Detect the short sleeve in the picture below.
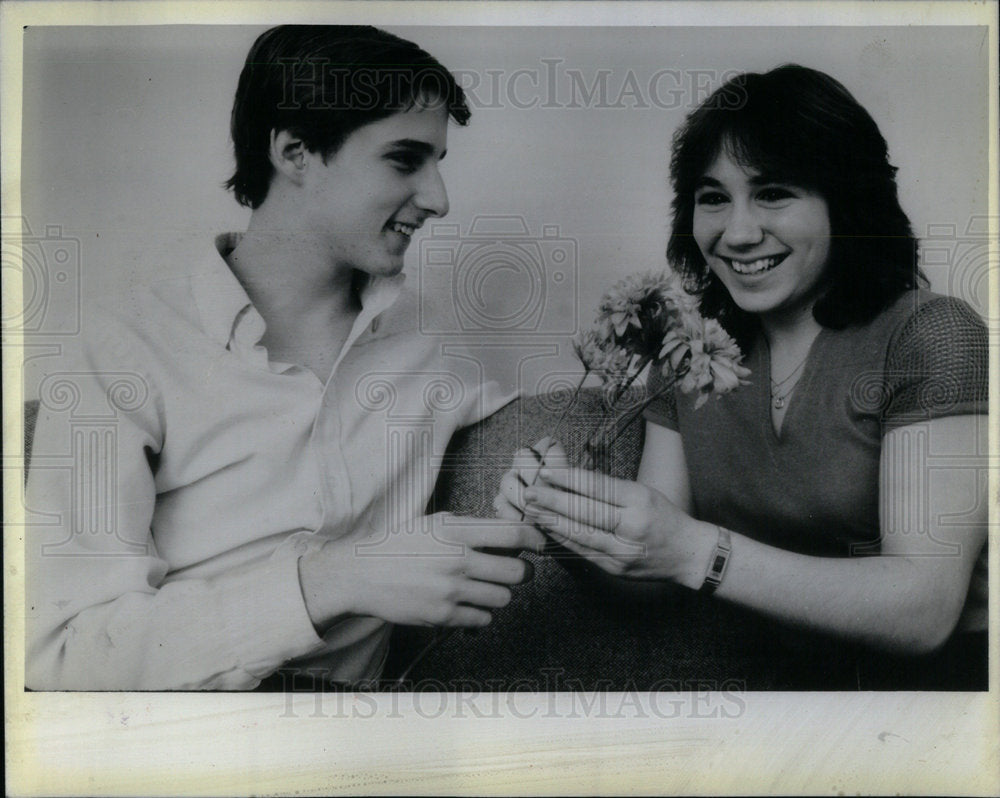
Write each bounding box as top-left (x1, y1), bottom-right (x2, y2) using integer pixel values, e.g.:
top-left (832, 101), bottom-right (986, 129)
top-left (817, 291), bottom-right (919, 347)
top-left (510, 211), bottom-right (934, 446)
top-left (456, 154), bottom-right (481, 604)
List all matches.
top-left (643, 363), bottom-right (680, 431)
top-left (882, 296), bottom-right (988, 432)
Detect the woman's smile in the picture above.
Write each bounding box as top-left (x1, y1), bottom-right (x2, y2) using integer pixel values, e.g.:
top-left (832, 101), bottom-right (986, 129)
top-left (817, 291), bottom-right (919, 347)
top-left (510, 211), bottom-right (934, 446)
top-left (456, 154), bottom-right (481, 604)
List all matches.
top-left (721, 252), bottom-right (789, 276)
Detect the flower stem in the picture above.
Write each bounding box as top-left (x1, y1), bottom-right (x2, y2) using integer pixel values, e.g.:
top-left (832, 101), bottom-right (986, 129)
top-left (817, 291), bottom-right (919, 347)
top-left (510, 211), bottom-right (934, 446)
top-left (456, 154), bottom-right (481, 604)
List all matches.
top-left (603, 376), bottom-right (678, 450)
top-left (608, 355), bottom-right (653, 408)
top-left (521, 369), bottom-right (590, 498)
top-left (582, 374), bottom-right (678, 470)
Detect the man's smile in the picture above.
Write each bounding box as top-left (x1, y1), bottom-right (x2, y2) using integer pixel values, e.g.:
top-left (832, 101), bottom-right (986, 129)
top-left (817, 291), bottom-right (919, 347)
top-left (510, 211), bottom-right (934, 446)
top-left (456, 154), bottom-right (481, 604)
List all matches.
top-left (387, 220), bottom-right (418, 237)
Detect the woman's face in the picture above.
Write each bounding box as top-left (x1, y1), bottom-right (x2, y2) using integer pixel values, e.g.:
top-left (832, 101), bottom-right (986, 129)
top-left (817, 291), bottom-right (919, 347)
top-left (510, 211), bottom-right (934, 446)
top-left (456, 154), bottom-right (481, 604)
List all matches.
top-left (692, 149), bottom-right (832, 326)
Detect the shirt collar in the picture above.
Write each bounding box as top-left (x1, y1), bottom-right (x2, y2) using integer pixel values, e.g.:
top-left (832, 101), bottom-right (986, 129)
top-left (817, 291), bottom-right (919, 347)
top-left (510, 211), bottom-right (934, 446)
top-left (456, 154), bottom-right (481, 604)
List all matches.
top-left (191, 233), bottom-right (406, 351)
top-left (191, 233), bottom-right (256, 348)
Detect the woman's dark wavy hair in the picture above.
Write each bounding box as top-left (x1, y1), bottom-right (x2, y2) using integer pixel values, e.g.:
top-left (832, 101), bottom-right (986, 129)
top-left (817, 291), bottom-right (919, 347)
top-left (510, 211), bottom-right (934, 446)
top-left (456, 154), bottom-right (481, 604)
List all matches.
top-left (226, 25), bottom-right (470, 209)
top-left (667, 64), bottom-right (924, 345)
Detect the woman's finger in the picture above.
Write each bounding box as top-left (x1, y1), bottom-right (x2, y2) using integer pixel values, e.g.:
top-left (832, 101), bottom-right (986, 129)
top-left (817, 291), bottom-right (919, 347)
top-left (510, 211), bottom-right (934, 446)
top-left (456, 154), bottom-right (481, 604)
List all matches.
top-left (538, 465), bottom-right (635, 507)
top-left (525, 506), bottom-right (622, 555)
top-left (527, 500), bottom-right (647, 563)
top-left (524, 482), bottom-right (620, 533)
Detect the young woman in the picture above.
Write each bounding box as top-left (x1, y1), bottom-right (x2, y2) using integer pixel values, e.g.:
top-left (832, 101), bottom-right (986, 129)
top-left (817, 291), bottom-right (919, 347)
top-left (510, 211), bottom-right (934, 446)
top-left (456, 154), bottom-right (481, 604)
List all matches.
top-left (497, 65), bottom-right (988, 689)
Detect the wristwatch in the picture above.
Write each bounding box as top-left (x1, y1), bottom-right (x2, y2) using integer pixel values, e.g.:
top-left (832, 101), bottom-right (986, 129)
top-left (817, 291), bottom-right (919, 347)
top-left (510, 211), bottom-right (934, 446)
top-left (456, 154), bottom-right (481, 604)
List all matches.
top-left (700, 525), bottom-right (731, 594)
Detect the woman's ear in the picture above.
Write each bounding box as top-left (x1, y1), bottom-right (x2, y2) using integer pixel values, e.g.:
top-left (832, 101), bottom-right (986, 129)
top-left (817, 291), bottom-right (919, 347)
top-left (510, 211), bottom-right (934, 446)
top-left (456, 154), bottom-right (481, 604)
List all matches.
top-left (268, 129), bottom-right (308, 185)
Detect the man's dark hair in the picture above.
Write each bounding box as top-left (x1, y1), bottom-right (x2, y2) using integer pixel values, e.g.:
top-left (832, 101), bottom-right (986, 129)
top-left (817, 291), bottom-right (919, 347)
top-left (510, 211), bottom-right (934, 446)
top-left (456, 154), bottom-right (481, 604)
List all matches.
top-left (226, 25), bottom-right (471, 208)
top-left (667, 64), bottom-right (924, 346)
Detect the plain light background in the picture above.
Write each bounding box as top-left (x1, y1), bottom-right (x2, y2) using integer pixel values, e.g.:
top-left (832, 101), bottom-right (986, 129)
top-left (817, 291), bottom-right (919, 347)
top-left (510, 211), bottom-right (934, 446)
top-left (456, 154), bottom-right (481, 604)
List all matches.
top-left (20, 24), bottom-right (990, 398)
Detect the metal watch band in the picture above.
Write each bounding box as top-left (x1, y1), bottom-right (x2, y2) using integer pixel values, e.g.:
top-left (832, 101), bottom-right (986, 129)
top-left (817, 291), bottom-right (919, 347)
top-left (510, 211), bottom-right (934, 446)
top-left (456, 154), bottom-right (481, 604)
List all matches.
top-left (700, 525), bottom-right (732, 594)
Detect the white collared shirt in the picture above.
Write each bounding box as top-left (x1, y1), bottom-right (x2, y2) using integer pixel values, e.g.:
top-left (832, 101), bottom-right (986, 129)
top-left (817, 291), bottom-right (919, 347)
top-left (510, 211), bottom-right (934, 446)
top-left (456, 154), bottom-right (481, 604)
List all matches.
top-left (25, 234), bottom-right (515, 689)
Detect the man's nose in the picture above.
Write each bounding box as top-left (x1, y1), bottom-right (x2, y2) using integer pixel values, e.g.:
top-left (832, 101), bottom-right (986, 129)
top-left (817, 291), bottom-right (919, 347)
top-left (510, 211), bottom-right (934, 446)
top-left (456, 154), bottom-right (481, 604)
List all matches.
top-left (415, 165), bottom-right (449, 218)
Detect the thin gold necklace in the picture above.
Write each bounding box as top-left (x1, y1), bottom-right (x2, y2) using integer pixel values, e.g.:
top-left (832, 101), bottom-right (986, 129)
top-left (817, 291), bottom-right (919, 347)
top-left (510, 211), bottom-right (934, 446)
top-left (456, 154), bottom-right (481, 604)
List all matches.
top-left (769, 353), bottom-right (809, 410)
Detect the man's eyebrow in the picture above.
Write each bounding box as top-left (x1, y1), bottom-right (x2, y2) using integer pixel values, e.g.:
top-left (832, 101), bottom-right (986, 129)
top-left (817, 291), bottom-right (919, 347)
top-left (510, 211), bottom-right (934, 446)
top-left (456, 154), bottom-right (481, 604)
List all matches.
top-left (694, 176), bottom-right (722, 190)
top-left (385, 139), bottom-right (447, 159)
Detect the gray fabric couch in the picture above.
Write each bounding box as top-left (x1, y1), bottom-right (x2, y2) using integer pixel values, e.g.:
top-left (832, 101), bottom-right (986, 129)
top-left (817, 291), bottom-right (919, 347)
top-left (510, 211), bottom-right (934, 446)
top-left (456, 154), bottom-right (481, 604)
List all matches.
top-left (24, 395), bottom-right (986, 690)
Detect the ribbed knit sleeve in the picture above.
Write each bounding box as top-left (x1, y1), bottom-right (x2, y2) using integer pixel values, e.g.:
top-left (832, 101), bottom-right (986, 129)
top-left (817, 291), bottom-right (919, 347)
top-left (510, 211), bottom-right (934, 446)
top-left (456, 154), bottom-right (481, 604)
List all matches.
top-left (881, 296), bottom-right (988, 432)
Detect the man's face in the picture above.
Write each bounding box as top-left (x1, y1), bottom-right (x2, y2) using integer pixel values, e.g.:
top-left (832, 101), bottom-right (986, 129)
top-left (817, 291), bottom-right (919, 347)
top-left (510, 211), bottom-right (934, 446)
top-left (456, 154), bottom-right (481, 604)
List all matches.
top-left (302, 102), bottom-right (451, 278)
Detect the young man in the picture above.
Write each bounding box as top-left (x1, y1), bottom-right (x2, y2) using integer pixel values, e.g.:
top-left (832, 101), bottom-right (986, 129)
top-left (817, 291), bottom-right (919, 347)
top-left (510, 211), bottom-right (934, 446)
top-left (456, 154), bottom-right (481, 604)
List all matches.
top-left (25, 25), bottom-right (542, 690)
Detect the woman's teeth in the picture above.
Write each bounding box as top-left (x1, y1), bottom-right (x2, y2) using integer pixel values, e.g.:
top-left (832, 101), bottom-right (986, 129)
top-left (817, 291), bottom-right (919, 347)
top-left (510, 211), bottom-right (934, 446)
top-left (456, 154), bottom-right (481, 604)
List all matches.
top-left (728, 255), bottom-right (782, 275)
top-left (389, 222), bottom-right (415, 237)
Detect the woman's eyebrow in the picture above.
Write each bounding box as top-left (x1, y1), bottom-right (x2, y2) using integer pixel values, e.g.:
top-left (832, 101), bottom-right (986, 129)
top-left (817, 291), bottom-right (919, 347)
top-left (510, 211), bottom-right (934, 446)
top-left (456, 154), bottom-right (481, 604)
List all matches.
top-left (748, 173), bottom-right (792, 186)
top-left (694, 176), bottom-right (723, 190)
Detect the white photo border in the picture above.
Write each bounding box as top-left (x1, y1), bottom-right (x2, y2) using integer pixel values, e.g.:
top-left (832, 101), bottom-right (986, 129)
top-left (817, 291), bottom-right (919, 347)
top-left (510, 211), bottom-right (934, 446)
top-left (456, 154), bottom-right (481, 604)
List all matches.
top-left (4, 2), bottom-right (997, 795)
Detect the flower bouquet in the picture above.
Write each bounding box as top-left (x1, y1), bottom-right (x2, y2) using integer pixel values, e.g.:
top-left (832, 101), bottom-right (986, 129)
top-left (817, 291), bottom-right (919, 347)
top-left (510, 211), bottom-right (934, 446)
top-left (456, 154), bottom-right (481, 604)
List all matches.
top-left (535, 270), bottom-right (750, 476)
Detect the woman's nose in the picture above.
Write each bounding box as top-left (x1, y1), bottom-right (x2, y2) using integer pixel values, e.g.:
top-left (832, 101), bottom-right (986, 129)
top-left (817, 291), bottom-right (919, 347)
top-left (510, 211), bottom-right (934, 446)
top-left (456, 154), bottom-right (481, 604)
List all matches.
top-left (721, 203), bottom-right (765, 248)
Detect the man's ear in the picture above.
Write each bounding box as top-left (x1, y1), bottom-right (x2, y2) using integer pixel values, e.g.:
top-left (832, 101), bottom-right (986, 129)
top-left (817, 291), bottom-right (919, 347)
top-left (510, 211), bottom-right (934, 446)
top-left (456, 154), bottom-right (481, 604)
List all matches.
top-left (268, 130), bottom-right (309, 185)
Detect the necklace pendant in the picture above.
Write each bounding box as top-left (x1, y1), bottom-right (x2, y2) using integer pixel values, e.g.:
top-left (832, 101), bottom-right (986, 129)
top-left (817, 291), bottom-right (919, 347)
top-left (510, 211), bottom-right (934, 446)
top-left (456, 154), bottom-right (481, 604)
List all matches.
top-left (773, 396), bottom-right (786, 410)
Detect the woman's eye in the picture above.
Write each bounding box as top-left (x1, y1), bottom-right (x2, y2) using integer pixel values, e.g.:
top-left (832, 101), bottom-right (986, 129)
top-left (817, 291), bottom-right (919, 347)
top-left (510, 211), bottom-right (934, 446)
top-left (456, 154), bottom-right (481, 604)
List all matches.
top-left (695, 191), bottom-right (728, 207)
top-left (757, 187), bottom-right (796, 204)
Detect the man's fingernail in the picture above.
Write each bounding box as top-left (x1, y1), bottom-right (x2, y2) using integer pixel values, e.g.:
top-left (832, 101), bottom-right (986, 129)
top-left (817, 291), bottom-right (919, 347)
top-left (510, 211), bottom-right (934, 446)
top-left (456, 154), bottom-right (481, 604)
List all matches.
top-left (523, 489), bottom-right (537, 501)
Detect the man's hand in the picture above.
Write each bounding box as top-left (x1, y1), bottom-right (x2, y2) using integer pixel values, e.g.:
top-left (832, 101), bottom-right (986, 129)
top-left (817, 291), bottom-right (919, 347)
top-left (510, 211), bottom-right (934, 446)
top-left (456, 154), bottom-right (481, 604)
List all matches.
top-left (298, 513), bottom-right (546, 632)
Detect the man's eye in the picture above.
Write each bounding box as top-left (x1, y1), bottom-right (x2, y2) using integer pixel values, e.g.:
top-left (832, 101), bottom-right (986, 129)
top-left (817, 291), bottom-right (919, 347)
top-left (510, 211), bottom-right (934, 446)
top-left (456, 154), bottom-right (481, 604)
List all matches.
top-left (695, 191), bottom-right (728, 207)
top-left (388, 153), bottom-right (421, 174)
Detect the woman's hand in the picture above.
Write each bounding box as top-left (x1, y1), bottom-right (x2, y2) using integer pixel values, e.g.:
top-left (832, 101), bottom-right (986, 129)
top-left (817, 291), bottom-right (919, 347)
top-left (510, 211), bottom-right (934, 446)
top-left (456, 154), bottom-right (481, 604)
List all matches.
top-left (494, 436), bottom-right (573, 520)
top-left (495, 438), bottom-right (714, 588)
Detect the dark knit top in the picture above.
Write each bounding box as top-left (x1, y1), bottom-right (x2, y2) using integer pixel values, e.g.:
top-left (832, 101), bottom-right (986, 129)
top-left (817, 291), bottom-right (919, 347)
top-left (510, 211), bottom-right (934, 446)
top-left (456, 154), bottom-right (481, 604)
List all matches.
top-left (645, 290), bottom-right (988, 627)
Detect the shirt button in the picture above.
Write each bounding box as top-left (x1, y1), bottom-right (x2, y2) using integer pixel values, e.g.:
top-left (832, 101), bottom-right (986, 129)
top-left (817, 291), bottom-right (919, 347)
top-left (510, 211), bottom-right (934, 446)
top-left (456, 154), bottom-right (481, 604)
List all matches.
top-left (294, 540), bottom-right (309, 554)
top-left (371, 318), bottom-right (379, 333)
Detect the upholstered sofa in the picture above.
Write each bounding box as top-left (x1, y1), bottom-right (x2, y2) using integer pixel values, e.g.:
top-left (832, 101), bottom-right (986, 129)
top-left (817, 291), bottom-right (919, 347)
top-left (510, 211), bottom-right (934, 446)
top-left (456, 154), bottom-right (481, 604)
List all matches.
top-left (24, 394), bottom-right (983, 690)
